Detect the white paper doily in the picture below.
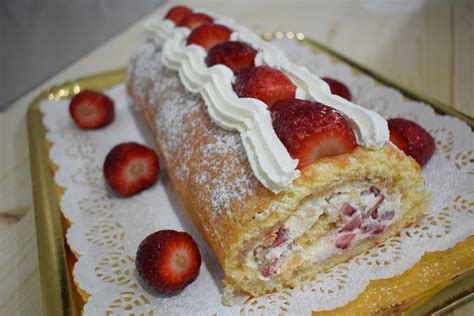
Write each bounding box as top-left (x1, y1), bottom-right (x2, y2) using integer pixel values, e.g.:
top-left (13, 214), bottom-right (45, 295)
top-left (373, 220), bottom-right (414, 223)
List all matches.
top-left (40, 38), bottom-right (474, 315)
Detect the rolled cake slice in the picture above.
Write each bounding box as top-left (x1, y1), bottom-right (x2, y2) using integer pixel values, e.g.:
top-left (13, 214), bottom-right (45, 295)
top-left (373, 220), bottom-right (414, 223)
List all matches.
top-left (126, 41), bottom-right (431, 301)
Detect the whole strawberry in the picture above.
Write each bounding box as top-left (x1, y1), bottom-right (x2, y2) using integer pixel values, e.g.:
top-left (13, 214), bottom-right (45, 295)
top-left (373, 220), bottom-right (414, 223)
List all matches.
top-left (103, 142), bottom-right (160, 197)
top-left (271, 99), bottom-right (357, 168)
top-left (322, 77), bottom-right (352, 101)
top-left (234, 66), bottom-right (296, 107)
top-left (164, 6), bottom-right (193, 24)
top-left (69, 90), bottom-right (114, 129)
top-left (388, 118), bottom-right (435, 167)
top-left (136, 230), bottom-right (201, 294)
top-left (206, 41), bottom-right (257, 74)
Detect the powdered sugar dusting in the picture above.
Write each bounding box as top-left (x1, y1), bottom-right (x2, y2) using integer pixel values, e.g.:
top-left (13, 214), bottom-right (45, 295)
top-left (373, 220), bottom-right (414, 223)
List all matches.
top-left (199, 129), bottom-right (256, 216)
top-left (128, 41), bottom-right (263, 220)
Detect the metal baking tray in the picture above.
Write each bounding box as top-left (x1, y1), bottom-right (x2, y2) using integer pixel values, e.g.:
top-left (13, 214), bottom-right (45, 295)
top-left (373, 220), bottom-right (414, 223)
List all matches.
top-left (27, 33), bottom-right (473, 315)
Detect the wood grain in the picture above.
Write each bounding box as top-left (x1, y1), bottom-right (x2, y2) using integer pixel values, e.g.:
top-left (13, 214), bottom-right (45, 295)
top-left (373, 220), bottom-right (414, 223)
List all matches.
top-left (0, 1), bottom-right (472, 314)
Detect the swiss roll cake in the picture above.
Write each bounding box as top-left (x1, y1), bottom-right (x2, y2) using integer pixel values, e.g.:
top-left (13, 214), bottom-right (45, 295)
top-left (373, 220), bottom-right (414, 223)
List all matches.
top-left (126, 7), bottom-right (431, 302)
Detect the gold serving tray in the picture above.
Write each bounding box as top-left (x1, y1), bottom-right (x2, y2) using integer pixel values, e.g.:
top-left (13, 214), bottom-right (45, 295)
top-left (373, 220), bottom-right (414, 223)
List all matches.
top-left (27, 34), bottom-right (474, 315)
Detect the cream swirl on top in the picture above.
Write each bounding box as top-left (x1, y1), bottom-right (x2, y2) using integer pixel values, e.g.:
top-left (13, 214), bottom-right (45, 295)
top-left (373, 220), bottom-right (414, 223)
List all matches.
top-left (143, 14), bottom-right (388, 193)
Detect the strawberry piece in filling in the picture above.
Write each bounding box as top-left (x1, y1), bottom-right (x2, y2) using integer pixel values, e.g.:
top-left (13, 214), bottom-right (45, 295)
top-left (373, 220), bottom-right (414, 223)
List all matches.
top-left (339, 215), bottom-right (362, 232)
top-left (341, 203), bottom-right (356, 216)
top-left (270, 228), bottom-right (288, 248)
top-left (380, 210), bottom-right (395, 221)
top-left (260, 259), bottom-right (279, 278)
top-left (335, 233), bottom-right (356, 249)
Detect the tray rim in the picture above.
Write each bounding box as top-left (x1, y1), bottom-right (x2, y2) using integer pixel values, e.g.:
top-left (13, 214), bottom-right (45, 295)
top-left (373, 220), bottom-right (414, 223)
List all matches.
top-left (27, 34), bottom-right (473, 315)
top-left (27, 69), bottom-right (124, 316)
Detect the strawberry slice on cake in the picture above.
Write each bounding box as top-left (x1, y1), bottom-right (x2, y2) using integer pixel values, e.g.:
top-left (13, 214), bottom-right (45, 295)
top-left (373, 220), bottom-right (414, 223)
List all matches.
top-left (164, 6), bottom-right (193, 24)
top-left (187, 24), bottom-right (232, 52)
top-left (271, 99), bottom-right (357, 168)
top-left (234, 66), bottom-right (297, 107)
top-left (206, 41), bottom-right (257, 74)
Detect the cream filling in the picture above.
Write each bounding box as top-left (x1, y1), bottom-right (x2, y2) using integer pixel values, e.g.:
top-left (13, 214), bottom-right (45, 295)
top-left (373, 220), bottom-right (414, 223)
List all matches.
top-left (247, 185), bottom-right (401, 280)
top-left (143, 13), bottom-right (389, 194)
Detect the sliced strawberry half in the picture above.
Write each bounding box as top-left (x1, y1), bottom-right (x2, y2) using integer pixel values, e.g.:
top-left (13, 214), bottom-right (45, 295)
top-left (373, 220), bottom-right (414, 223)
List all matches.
top-left (234, 66), bottom-right (296, 107)
top-left (164, 5), bottom-right (193, 24)
top-left (271, 99), bottom-right (357, 168)
top-left (103, 142), bottom-right (160, 197)
top-left (388, 118), bottom-right (435, 167)
top-left (186, 23), bottom-right (232, 52)
top-left (388, 126), bottom-right (409, 153)
top-left (136, 230), bottom-right (201, 294)
top-left (322, 77), bottom-right (352, 101)
top-left (69, 89), bottom-right (114, 129)
top-left (178, 13), bottom-right (213, 30)
top-left (206, 41), bottom-right (257, 74)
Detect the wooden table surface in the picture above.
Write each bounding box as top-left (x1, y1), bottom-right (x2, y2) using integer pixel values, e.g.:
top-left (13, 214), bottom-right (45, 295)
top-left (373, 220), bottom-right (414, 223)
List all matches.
top-left (1, 1), bottom-right (472, 314)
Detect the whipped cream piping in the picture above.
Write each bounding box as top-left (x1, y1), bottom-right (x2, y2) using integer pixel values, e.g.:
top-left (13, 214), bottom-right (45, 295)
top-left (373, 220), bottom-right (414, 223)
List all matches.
top-left (143, 14), bottom-right (388, 193)
top-left (145, 18), bottom-right (299, 193)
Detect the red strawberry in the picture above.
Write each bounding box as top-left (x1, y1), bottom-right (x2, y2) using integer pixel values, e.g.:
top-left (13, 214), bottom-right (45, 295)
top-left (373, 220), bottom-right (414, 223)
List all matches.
top-left (234, 66), bottom-right (296, 107)
top-left (387, 118), bottom-right (435, 167)
top-left (187, 24), bottom-right (232, 52)
top-left (164, 5), bottom-right (193, 24)
top-left (206, 41), bottom-right (257, 74)
top-left (69, 90), bottom-right (114, 129)
top-left (136, 230), bottom-right (201, 294)
top-left (271, 99), bottom-right (357, 168)
top-left (388, 127), bottom-right (409, 153)
top-left (103, 142), bottom-right (160, 197)
top-left (322, 77), bottom-right (352, 101)
top-left (178, 13), bottom-right (214, 30)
